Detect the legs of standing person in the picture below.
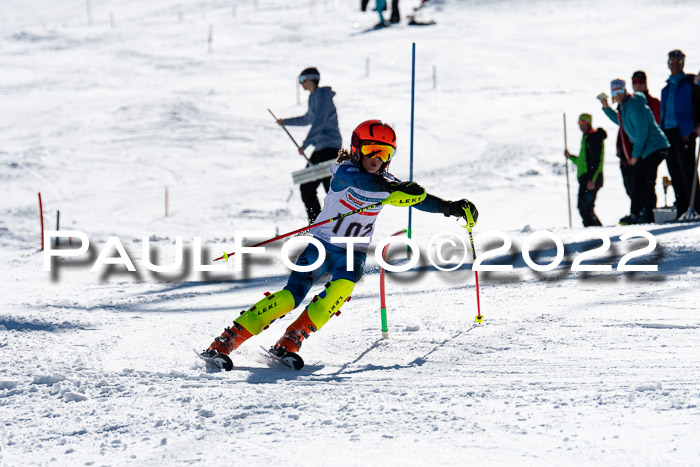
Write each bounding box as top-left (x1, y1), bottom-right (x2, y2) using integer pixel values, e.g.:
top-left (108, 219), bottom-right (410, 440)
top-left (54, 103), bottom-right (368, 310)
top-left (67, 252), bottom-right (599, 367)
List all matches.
top-left (636, 149), bottom-right (665, 222)
top-left (300, 179), bottom-right (323, 223)
top-left (274, 242), bottom-right (366, 354)
top-left (376, 0), bottom-right (387, 25)
top-left (620, 163), bottom-right (634, 202)
top-left (576, 178), bottom-right (588, 225)
top-left (390, 0), bottom-right (400, 22)
top-left (629, 160), bottom-right (646, 219)
top-left (664, 128), bottom-right (689, 216)
top-left (577, 176), bottom-right (602, 227)
top-left (301, 148), bottom-right (339, 223)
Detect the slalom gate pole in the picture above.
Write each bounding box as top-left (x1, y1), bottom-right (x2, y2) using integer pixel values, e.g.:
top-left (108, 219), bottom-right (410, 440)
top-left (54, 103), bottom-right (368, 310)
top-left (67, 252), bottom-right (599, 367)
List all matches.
top-left (379, 229), bottom-right (407, 339)
top-left (563, 113), bottom-right (572, 227)
top-left (407, 42), bottom-right (416, 251)
top-left (680, 143), bottom-right (700, 219)
top-left (38, 192), bottom-right (44, 250)
top-left (462, 207), bottom-right (483, 323)
top-left (213, 190), bottom-right (425, 262)
top-left (267, 108), bottom-right (310, 161)
top-left (55, 210), bottom-right (60, 247)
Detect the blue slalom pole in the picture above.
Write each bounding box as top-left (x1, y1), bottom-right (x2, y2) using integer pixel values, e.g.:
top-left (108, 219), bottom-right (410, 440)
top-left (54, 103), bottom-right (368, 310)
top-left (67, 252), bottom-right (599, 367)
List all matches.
top-left (408, 42), bottom-right (416, 245)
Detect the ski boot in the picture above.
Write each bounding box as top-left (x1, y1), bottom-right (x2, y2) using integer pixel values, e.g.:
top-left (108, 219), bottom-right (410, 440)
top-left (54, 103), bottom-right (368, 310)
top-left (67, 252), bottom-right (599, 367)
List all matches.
top-left (270, 279), bottom-right (355, 370)
top-left (200, 290), bottom-right (296, 371)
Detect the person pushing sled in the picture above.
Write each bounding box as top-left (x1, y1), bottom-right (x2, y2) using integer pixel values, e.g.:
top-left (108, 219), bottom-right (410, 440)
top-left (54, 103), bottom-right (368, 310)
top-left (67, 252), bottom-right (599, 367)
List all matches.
top-left (199, 120), bottom-right (478, 370)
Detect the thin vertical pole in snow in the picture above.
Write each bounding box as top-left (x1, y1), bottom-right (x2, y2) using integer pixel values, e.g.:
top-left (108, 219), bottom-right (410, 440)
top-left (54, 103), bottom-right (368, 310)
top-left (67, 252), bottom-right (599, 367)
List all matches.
top-left (432, 65), bottom-right (436, 90)
top-left (38, 193), bottom-right (44, 251)
top-left (680, 144), bottom-right (700, 219)
top-left (208, 24), bottom-right (213, 52)
top-left (55, 211), bottom-right (60, 247)
top-left (563, 113), bottom-right (572, 228)
top-left (379, 229), bottom-right (406, 339)
top-left (408, 43), bottom-right (416, 245)
top-left (165, 187), bottom-right (169, 217)
top-left (86, 0), bottom-right (93, 26)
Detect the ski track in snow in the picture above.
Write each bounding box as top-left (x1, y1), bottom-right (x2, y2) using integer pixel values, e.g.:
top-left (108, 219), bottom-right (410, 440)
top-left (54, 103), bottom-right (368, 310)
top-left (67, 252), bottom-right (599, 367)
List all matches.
top-left (2, 0), bottom-right (700, 465)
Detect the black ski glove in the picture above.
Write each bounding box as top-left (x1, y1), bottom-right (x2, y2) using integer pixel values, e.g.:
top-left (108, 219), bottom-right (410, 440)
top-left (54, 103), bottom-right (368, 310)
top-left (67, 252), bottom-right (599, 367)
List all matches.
top-left (442, 199), bottom-right (478, 223)
top-left (383, 180), bottom-right (426, 196)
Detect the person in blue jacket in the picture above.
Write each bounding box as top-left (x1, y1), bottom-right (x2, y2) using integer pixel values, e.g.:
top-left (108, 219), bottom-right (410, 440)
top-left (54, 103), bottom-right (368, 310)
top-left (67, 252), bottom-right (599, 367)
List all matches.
top-left (603, 79), bottom-right (670, 224)
top-left (660, 50), bottom-right (700, 218)
top-left (201, 120), bottom-right (478, 370)
top-left (278, 67), bottom-right (343, 223)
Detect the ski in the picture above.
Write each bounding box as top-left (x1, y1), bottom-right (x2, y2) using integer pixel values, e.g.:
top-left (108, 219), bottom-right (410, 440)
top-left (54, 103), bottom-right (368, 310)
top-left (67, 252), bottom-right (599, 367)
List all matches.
top-left (194, 349), bottom-right (233, 371)
top-left (260, 345), bottom-right (304, 370)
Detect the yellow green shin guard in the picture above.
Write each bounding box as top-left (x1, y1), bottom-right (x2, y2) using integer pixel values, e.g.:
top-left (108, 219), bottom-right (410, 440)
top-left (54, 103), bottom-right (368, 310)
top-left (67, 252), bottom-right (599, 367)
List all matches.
top-left (306, 279), bottom-right (355, 330)
top-left (235, 289), bottom-right (295, 335)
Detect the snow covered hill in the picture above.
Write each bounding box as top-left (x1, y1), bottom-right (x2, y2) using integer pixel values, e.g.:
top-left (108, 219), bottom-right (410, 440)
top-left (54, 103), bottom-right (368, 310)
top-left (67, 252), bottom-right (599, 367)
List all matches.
top-left (1, 0), bottom-right (699, 465)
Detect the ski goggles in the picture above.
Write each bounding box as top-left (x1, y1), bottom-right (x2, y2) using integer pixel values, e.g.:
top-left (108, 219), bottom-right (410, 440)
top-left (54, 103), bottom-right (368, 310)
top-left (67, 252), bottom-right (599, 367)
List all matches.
top-left (611, 88), bottom-right (626, 97)
top-left (360, 142), bottom-right (395, 162)
top-left (298, 74), bottom-right (320, 83)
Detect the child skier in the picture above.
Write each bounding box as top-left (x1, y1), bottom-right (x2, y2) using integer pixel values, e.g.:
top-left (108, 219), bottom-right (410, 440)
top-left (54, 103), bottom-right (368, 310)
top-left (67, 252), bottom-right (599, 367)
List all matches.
top-left (200, 120), bottom-right (478, 370)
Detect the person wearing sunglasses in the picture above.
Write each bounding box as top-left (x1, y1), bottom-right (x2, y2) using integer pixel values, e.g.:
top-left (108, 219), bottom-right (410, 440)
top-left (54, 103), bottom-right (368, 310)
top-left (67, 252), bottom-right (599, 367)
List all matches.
top-left (660, 50), bottom-right (700, 218)
top-left (564, 114), bottom-right (607, 227)
top-left (201, 120), bottom-right (478, 370)
top-left (277, 67), bottom-right (342, 223)
top-left (603, 79), bottom-right (670, 224)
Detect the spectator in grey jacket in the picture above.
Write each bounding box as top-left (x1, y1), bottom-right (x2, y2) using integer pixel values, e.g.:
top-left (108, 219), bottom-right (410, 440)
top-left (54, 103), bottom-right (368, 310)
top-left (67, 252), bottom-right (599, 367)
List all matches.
top-left (278, 67), bottom-right (342, 223)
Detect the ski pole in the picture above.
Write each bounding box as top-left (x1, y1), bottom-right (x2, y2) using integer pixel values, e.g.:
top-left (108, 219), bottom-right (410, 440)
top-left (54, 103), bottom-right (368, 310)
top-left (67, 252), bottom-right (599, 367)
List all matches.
top-left (213, 190), bottom-right (427, 262)
top-left (268, 108), bottom-right (310, 162)
top-left (563, 113), bottom-right (572, 228)
top-left (461, 206), bottom-right (483, 323)
top-left (680, 143), bottom-right (700, 220)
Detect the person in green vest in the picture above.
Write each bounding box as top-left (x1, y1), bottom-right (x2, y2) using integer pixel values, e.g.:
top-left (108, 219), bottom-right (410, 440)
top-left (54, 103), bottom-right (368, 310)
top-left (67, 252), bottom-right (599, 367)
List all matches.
top-left (565, 113), bottom-right (607, 226)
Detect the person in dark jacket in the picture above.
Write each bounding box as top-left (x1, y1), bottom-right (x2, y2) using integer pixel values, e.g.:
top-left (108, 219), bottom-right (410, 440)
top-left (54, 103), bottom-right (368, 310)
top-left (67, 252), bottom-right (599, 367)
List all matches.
top-left (278, 67), bottom-right (343, 223)
top-left (660, 50), bottom-right (700, 218)
top-left (604, 79), bottom-right (670, 224)
top-left (565, 114), bottom-right (606, 226)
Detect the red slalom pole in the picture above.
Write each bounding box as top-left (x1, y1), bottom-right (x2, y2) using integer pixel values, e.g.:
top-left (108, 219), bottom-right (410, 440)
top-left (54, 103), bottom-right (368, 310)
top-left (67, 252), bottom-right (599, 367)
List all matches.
top-left (473, 270), bottom-right (482, 320)
top-left (379, 229), bottom-right (407, 339)
top-left (38, 192), bottom-right (44, 250)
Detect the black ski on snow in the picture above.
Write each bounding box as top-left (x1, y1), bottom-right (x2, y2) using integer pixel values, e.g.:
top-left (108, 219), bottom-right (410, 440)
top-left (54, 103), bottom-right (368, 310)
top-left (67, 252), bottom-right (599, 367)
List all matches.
top-left (260, 346), bottom-right (304, 370)
top-left (194, 349), bottom-right (233, 371)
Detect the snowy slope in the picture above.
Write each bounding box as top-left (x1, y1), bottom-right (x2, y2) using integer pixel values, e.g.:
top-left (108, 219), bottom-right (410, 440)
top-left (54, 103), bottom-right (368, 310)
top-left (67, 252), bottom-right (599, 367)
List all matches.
top-left (1, 0), bottom-right (700, 465)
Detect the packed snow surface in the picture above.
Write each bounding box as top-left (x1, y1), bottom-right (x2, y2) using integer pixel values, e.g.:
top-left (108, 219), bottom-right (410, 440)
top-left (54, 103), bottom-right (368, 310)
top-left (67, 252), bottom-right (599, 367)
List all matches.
top-left (1, 0), bottom-right (699, 465)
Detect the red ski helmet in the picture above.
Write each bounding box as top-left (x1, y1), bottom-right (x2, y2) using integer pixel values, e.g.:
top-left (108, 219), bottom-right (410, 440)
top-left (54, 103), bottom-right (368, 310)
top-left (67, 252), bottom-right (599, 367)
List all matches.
top-left (350, 120), bottom-right (397, 172)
